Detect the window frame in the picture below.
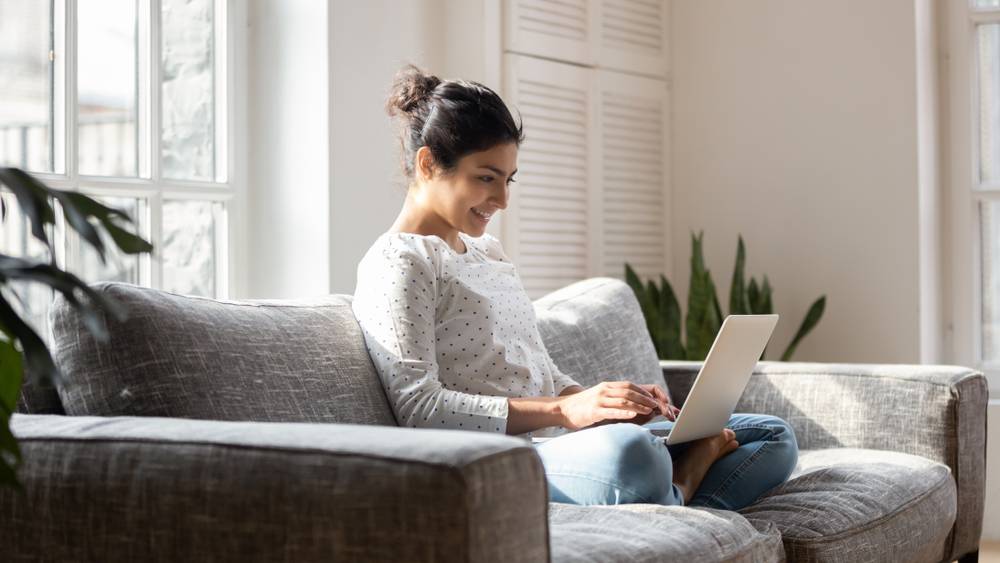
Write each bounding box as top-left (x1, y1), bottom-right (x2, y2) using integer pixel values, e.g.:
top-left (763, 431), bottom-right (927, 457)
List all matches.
top-left (945, 0), bottom-right (1000, 394)
top-left (19, 0), bottom-right (247, 300)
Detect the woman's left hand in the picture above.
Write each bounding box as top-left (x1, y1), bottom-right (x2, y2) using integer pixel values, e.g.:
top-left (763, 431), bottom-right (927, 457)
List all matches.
top-left (585, 383), bottom-right (680, 428)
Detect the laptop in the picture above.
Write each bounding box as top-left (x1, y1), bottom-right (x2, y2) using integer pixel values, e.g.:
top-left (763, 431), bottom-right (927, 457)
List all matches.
top-left (530, 314), bottom-right (778, 445)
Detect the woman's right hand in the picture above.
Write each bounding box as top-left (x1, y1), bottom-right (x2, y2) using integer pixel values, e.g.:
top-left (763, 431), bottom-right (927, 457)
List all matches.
top-left (556, 381), bottom-right (663, 431)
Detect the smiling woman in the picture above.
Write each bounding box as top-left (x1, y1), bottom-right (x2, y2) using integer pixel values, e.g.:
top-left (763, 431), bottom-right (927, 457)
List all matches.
top-left (350, 64), bottom-right (798, 514)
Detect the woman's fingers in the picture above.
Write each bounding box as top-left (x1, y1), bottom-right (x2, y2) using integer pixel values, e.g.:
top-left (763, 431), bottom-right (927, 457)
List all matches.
top-left (601, 396), bottom-right (653, 414)
top-left (607, 388), bottom-right (659, 411)
top-left (600, 408), bottom-right (638, 419)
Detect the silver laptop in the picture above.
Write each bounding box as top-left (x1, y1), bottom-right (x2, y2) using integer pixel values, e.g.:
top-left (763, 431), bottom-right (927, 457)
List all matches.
top-left (529, 314), bottom-right (778, 445)
top-left (653, 314), bottom-right (779, 445)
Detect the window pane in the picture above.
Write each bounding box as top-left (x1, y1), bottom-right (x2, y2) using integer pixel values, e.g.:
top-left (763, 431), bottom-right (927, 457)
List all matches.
top-left (982, 201), bottom-right (1000, 362)
top-left (161, 0), bottom-right (215, 181)
top-left (974, 0), bottom-right (1000, 8)
top-left (163, 199), bottom-right (223, 297)
top-left (76, 195), bottom-right (145, 285)
top-left (0, 0), bottom-right (53, 172)
top-left (78, 0), bottom-right (138, 177)
top-left (0, 191), bottom-right (55, 342)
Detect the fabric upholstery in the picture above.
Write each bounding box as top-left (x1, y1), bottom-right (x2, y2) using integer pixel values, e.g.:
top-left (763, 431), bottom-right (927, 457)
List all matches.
top-left (662, 360), bottom-right (987, 563)
top-left (49, 282), bottom-right (397, 426)
top-left (549, 503), bottom-right (785, 562)
top-left (739, 448), bottom-right (956, 563)
top-left (15, 375), bottom-right (64, 415)
top-left (2, 413), bottom-right (549, 563)
top-left (533, 277), bottom-right (668, 392)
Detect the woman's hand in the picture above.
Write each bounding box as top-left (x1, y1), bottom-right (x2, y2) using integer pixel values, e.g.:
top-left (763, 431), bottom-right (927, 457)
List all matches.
top-left (556, 381), bottom-right (665, 431)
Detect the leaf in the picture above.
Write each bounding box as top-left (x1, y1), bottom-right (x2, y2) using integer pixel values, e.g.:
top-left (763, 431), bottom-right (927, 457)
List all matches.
top-left (729, 235), bottom-right (750, 315)
top-left (761, 276), bottom-right (773, 314)
top-left (657, 274), bottom-right (685, 359)
top-left (685, 231), bottom-right (723, 360)
top-left (0, 168), bottom-right (57, 251)
top-left (625, 263), bottom-right (659, 354)
top-left (0, 293), bottom-right (60, 387)
top-left (748, 277), bottom-right (761, 313)
top-left (0, 333), bottom-right (23, 413)
top-left (781, 295), bottom-right (826, 361)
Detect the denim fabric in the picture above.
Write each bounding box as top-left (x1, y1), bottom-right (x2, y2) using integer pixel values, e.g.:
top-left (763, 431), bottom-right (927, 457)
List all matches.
top-left (533, 413), bottom-right (799, 511)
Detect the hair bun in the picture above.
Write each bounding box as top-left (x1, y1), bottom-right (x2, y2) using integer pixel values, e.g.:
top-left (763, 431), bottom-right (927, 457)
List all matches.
top-left (386, 63), bottom-right (441, 117)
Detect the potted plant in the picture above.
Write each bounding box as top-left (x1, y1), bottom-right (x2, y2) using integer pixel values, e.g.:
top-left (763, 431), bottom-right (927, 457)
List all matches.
top-left (0, 167), bottom-right (153, 488)
top-left (625, 231), bottom-right (825, 362)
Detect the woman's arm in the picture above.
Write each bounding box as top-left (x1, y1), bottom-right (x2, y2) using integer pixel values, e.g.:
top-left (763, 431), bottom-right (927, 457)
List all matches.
top-left (501, 386), bottom-right (586, 436)
top-left (505, 381), bottom-right (667, 435)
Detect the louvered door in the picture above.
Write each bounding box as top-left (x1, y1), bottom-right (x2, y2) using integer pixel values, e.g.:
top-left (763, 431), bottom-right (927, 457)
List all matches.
top-left (503, 54), bottom-right (597, 299)
top-left (504, 0), bottom-right (593, 66)
top-left (596, 68), bottom-right (670, 282)
top-left (595, 0), bottom-right (670, 77)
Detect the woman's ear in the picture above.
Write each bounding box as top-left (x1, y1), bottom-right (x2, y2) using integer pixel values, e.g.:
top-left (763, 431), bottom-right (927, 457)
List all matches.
top-left (415, 146), bottom-right (436, 182)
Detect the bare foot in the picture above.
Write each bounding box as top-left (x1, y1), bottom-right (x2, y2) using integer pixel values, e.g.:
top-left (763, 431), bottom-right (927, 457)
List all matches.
top-left (672, 429), bottom-right (740, 504)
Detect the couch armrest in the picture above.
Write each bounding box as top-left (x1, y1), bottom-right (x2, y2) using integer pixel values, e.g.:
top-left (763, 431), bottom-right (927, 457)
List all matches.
top-left (661, 359), bottom-right (988, 561)
top-left (0, 414), bottom-right (549, 563)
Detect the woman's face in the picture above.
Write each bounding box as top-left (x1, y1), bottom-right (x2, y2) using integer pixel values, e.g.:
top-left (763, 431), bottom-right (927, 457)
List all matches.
top-left (416, 142), bottom-right (518, 237)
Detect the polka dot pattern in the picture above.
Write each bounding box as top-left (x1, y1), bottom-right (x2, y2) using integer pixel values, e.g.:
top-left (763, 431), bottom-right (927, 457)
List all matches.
top-left (351, 231), bottom-right (582, 439)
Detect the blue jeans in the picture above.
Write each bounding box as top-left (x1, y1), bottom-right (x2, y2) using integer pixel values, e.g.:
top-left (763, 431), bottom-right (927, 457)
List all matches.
top-left (533, 413), bottom-right (799, 511)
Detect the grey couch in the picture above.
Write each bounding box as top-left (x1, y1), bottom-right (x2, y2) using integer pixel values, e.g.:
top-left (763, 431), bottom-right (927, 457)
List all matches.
top-left (1, 278), bottom-right (988, 562)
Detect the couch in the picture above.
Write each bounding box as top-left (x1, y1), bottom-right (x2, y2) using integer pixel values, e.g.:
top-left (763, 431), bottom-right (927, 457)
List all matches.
top-left (1, 277), bottom-right (988, 562)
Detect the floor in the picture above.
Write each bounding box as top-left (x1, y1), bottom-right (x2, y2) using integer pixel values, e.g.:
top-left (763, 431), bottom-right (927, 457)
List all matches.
top-left (981, 541), bottom-right (1000, 562)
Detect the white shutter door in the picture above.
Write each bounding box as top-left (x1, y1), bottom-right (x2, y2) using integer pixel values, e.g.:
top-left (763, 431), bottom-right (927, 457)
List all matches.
top-left (595, 0), bottom-right (669, 77)
top-left (503, 0), bottom-right (594, 66)
top-left (597, 68), bottom-right (670, 283)
top-left (503, 54), bottom-right (596, 299)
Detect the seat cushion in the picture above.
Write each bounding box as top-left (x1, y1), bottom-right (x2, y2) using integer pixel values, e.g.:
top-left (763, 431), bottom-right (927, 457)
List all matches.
top-left (533, 277), bottom-right (668, 391)
top-left (50, 282), bottom-right (397, 426)
top-left (549, 503), bottom-right (785, 562)
top-left (738, 448), bottom-right (957, 563)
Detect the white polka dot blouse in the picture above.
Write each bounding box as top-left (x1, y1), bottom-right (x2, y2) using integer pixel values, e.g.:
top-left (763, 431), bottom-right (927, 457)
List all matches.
top-left (351, 230), bottom-right (581, 439)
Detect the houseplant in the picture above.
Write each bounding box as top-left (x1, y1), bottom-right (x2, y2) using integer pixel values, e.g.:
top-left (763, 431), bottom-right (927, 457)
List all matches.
top-left (625, 231), bottom-right (825, 362)
top-left (0, 167), bottom-right (153, 488)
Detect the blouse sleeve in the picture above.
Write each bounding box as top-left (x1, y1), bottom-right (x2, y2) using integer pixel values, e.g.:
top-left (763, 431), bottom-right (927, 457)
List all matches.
top-left (351, 243), bottom-right (510, 433)
top-left (548, 355), bottom-right (583, 395)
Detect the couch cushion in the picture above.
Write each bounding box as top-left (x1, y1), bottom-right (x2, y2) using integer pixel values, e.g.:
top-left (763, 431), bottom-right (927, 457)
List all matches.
top-left (739, 448), bottom-right (957, 563)
top-left (50, 282), bottom-right (397, 425)
top-left (549, 503), bottom-right (785, 562)
top-left (534, 277), bottom-right (667, 392)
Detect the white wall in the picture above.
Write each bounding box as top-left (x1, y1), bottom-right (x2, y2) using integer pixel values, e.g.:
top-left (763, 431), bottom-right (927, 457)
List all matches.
top-left (246, 0), bottom-right (330, 299)
top-left (328, 0), bottom-right (500, 295)
top-left (670, 0), bottom-right (925, 364)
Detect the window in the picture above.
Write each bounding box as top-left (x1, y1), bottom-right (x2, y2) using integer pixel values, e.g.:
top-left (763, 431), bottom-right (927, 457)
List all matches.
top-left (0, 0), bottom-right (240, 340)
top-left (946, 0), bottom-right (1000, 392)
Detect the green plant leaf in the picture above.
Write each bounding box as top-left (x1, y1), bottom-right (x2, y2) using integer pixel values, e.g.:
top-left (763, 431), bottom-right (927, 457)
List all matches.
top-left (761, 276), bottom-right (773, 314)
top-left (685, 231), bottom-right (723, 360)
top-left (0, 333), bottom-right (22, 413)
top-left (729, 235), bottom-right (750, 315)
top-left (748, 277), bottom-right (761, 313)
top-left (657, 274), bottom-right (685, 359)
top-left (781, 295), bottom-right (826, 361)
top-left (625, 263), bottom-right (660, 355)
top-left (0, 168), bottom-right (57, 251)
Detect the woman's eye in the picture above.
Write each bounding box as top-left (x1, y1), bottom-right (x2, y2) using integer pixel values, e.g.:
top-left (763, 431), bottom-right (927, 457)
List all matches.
top-left (479, 176), bottom-right (494, 183)
top-left (507, 177), bottom-right (517, 184)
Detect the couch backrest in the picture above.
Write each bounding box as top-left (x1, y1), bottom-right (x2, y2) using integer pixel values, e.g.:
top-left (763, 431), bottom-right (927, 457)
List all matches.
top-left (45, 282), bottom-right (398, 426)
top-left (533, 277), bottom-right (668, 393)
top-left (28, 277), bottom-right (663, 422)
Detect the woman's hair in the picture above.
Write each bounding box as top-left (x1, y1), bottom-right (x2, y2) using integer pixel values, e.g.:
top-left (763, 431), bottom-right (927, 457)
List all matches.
top-left (385, 64), bottom-right (525, 180)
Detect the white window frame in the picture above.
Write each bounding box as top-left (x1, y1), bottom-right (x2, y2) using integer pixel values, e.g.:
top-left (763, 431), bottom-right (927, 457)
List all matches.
top-left (23, 0), bottom-right (247, 300)
top-left (945, 0), bottom-right (1000, 394)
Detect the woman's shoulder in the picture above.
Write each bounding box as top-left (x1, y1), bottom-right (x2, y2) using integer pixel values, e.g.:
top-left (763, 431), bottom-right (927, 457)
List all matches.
top-left (366, 232), bottom-right (447, 262)
top-left (474, 232), bottom-right (512, 263)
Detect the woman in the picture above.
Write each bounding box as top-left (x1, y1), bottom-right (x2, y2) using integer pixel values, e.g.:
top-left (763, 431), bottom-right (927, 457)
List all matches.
top-left (351, 64), bottom-right (798, 510)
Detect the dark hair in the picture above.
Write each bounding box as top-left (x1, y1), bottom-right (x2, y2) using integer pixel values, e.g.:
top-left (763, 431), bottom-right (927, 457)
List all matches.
top-left (385, 64), bottom-right (525, 180)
